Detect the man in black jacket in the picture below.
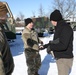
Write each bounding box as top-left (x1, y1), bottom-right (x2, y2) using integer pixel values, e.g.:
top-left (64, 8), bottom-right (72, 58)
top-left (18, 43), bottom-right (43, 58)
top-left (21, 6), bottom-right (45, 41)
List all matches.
top-left (43, 9), bottom-right (74, 75)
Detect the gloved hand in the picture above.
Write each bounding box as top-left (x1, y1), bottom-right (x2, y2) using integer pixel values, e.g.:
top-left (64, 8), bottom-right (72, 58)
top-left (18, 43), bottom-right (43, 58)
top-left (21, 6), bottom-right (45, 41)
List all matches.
top-left (43, 43), bottom-right (49, 48)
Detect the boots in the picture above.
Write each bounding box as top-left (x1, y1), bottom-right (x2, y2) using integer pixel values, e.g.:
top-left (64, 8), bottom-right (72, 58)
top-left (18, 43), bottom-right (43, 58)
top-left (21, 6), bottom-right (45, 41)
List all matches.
top-left (35, 72), bottom-right (39, 75)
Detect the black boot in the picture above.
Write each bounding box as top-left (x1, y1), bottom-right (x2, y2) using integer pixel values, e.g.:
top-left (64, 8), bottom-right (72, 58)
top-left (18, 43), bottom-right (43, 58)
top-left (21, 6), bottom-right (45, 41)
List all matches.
top-left (35, 72), bottom-right (39, 75)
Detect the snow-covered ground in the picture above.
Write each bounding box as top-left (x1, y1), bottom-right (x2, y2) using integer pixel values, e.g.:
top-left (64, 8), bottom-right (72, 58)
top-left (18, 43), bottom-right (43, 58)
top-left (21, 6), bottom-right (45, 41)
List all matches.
top-left (10, 31), bottom-right (76, 75)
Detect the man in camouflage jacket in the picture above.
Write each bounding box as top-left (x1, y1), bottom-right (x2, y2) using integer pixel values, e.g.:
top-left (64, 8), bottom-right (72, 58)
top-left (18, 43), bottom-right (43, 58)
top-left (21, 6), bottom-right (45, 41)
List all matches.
top-left (22, 18), bottom-right (43, 75)
top-left (0, 2), bottom-right (14, 74)
top-left (0, 22), bottom-right (14, 75)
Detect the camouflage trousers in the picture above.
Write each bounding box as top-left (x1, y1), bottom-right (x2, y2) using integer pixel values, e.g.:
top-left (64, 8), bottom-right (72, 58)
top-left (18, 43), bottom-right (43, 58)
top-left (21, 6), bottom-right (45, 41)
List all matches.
top-left (0, 57), bottom-right (5, 75)
top-left (25, 49), bottom-right (41, 75)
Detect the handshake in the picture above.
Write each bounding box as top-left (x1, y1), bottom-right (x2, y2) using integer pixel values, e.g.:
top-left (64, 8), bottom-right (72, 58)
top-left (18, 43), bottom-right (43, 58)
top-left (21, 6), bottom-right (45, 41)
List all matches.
top-left (39, 38), bottom-right (59, 50)
top-left (39, 38), bottom-right (59, 55)
top-left (39, 45), bottom-right (44, 50)
top-left (39, 44), bottom-right (53, 56)
top-left (39, 44), bottom-right (48, 50)
top-left (39, 43), bottom-right (51, 54)
top-left (39, 41), bottom-right (49, 50)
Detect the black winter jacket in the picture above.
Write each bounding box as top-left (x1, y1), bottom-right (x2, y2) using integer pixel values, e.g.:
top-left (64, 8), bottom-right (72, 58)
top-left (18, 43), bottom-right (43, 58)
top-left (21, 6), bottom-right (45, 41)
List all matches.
top-left (50, 20), bottom-right (73, 58)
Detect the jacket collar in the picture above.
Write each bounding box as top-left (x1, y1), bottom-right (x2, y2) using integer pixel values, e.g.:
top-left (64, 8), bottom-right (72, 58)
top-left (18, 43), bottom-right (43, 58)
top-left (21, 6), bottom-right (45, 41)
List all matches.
top-left (25, 27), bottom-right (31, 32)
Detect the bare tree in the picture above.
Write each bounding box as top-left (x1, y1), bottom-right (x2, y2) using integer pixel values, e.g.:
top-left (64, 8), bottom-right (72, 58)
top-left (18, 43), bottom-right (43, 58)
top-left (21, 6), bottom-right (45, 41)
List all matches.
top-left (16, 17), bottom-right (21, 21)
top-left (52, 0), bottom-right (76, 19)
top-left (18, 12), bottom-right (25, 21)
top-left (38, 4), bottom-right (45, 17)
top-left (32, 11), bottom-right (36, 17)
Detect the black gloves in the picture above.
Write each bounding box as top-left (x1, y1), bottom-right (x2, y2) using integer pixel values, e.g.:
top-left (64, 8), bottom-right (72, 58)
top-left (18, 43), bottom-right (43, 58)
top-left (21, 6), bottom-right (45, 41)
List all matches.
top-left (43, 43), bottom-right (49, 48)
top-left (39, 43), bottom-right (49, 50)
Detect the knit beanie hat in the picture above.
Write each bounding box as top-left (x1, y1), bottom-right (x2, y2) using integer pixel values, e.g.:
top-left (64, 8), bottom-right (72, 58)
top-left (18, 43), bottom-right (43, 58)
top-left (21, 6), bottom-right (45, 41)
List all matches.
top-left (24, 18), bottom-right (33, 26)
top-left (50, 9), bottom-right (63, 21)
top-left (0, 2), bottom-right (8, 17)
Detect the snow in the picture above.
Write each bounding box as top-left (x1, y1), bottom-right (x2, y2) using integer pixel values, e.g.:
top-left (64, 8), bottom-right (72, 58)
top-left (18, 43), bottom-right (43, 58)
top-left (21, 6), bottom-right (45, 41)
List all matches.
top-left (9, 31), bottom-right (76, 75)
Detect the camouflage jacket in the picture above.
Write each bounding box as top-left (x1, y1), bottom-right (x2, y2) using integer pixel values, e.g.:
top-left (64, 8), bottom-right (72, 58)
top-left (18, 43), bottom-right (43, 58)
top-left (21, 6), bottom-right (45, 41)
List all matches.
top-left (22, 27), bottom-right (42, 51)
top-left (0, 25), bottom-right (14, 75)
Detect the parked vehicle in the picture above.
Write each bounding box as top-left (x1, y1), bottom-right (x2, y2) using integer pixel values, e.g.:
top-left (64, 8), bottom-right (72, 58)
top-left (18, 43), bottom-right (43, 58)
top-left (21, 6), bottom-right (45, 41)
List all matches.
top-left (73, 26), bottom-right (76, 31)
